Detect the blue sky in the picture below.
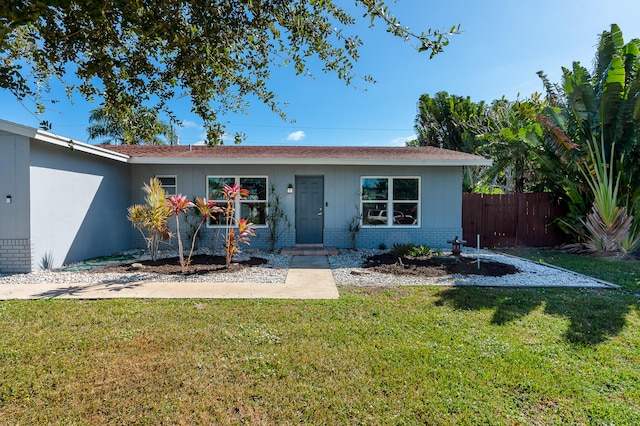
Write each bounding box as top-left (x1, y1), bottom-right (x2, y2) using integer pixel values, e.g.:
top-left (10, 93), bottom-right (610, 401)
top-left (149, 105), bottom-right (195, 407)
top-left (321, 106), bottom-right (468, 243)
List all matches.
top-left (2, 0), bottom-right (640, 146)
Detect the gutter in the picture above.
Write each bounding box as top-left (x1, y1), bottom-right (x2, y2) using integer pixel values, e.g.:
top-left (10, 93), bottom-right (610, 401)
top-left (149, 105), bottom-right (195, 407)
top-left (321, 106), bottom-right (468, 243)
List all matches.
top-left (128, 157), bottom-right (493, 167)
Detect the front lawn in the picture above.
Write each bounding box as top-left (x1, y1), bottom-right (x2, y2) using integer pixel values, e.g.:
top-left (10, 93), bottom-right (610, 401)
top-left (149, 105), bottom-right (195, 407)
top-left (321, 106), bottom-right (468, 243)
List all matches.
top-left (1, 286), bottom-right (638, 424)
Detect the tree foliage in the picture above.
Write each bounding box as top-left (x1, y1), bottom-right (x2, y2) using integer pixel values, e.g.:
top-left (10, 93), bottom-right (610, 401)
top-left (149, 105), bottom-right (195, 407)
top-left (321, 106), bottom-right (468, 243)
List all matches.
top-left (0, 0), bottom-right (458, 144)
top-left (537, 24), bottom-right (640, 248)
top-left (470, 95), bottom-right (550, 194)
top-left (412, 91), bottom-right (552, 193)
top-left (414, 91), bottom-right (483, 152)
top-left (87, 105), bottom-right (179, 145)
top-left (412, 91), bottom-right (486, 192)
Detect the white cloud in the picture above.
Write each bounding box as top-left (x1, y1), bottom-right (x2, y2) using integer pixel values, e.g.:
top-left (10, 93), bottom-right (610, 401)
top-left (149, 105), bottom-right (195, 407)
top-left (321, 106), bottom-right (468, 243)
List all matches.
top-left (286, 130), bottom-right (306, 141)
top-left (180, 120), bottom-right (201, 129)
top-left (346, 134), bottom-right (418, 147)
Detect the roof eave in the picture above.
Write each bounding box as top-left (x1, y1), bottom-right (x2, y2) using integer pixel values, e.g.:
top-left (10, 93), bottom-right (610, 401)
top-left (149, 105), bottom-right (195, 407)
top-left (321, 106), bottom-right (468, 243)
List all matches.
top-left (0, 119), bottom-right (130, 162)
top-left (34, 130), bottom-right (130, 162)
top-left (128, 157), bottom-right (492, 166)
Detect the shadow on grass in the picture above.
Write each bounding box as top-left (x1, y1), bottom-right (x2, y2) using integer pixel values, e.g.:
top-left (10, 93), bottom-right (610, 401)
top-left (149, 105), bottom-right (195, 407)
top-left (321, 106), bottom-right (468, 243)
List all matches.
top-left (435, 287), bottom-right (639, 346)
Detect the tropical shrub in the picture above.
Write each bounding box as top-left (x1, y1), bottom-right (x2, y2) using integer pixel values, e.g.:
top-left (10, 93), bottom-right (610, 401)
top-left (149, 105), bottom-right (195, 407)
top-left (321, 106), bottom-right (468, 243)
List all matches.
top-left (166, 195), bottom-right (223, 273)
top-left (265, 184), bottom-right (291, 252)
top-left (536, 24), bottom-right (640, 247)
top-left (390, 242), bottom-right (415, 257)
top-left (187, 197), bottom-right (222, 264)
top-left (346, 205), bottom-right (362, 250)
top-left (580, 139), bottom-right (639, 255)
top-left (166, 194), bottom-right (195, 273)
top-left (127, 178), bottom-right (172, 261)
top-left (219, 183), bottom-right (256, 268)
top-left (408, 244), bottom-right (432, 257)
top-left (183, 197), bottom-right (207, 251)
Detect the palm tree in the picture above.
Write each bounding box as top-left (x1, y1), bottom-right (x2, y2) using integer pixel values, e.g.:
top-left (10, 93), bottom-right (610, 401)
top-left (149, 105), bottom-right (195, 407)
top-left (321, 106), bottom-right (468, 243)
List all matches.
top-left (414, 91), bottom-right (484, 152)
top-left (412, 92), bottom-right (486, 192)
top-left (87, 105), bottom-right (179, 145)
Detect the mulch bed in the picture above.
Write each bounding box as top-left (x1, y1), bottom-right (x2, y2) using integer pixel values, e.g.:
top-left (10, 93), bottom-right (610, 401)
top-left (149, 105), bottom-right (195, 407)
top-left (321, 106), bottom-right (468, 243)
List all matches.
top-left (90, 252), bottom-right (518, 278)
top-left (91, 254), bottom-right (267, 276)
top-left (363, 253), bottom-right (519, 277)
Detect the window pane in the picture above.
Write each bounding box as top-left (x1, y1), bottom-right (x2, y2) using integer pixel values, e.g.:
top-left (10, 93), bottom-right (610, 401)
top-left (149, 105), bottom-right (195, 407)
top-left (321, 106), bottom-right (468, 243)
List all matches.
top-left (207, 210), bottom-right (227, 226)
top-left (362, 178), bottom-right (388, 200)
top-left (241, 202), bottom-right (266, 225)
top-left (208, 177), bottom-right (235, 200)
top-left (392, 203), bottom-right (418, 225)
top-left (157, 176), bottom-right (175, 187)
top-left (156, 176), bottom-right (176, 195)
top-left (362, 202), bottom-right (389, 225)
top-left (240, 178), bottom-right (267, 200)
top-left (393, 178), bottom-right (418, 200)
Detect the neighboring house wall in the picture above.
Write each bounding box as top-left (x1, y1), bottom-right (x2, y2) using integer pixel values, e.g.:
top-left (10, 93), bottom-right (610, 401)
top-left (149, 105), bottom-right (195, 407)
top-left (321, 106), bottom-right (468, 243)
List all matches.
top-left (0, 132), bottom-right (32, 273)
top-left (129, 163), bottom-right (462, 251)
top-left (29, 140), bottom-right (131, 269)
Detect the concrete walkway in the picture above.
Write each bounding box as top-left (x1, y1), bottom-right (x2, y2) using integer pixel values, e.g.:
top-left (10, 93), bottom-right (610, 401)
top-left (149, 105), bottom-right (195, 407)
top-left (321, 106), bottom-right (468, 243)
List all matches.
top-left (0, 256), bottom-right (340, 300)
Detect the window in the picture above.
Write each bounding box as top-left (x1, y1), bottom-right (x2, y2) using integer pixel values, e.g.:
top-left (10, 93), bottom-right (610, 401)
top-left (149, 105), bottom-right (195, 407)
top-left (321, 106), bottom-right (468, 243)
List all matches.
top-left (206, 176), bottom-right (268, 227)
top-left (361, 177), bottom-right (419, 226)
top-left (156, 175), bottom-right (177, 195)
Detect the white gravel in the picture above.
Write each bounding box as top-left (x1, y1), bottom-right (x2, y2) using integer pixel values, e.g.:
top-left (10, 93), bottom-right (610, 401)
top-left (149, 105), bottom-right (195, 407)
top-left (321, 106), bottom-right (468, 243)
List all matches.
top-left (0, 249), bottom-right (290, 285)
top-left (0, 248), bottom-right (616, 288)
top-left (329, 248), bottom-right (616, 288)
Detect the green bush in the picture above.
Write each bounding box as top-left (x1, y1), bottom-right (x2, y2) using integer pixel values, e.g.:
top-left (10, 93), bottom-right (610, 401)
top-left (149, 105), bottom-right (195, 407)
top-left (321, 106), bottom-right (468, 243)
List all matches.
top-left (390, 242), bottom-right (415, 257)
top-left (409, 244), bottom-right (432, 257)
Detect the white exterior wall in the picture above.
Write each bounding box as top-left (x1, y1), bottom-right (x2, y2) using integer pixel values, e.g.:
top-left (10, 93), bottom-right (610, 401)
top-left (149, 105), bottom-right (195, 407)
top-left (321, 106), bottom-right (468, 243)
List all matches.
top-left (130, 163), bottom-right (463, 250)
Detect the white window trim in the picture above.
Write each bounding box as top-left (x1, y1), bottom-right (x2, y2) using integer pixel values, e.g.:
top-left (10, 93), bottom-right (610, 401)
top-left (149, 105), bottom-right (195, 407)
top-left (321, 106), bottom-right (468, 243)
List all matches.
top-left (360, 176), bottom-right (421, 227)
top-left (155, 175), bottom-right (177, 195)
top-left (205, 175), bottom-right (269, 228)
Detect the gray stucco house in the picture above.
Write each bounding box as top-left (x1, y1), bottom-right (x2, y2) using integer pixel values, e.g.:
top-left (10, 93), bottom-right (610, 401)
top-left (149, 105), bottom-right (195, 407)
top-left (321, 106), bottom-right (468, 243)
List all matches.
top-left (0, 119), bottom-right (490, 273)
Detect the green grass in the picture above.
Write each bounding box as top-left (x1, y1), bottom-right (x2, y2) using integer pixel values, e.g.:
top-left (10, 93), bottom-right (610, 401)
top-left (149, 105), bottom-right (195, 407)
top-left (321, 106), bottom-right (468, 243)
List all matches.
top-left (1, 285), bottom-right (639, 424)
top-left (498, 248), bottom-right (640, 292)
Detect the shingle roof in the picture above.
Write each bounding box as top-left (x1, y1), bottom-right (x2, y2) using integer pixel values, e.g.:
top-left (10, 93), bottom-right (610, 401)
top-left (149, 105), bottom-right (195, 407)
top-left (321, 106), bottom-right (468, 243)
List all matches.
top-left (101, 145), bottom-right (491, 166)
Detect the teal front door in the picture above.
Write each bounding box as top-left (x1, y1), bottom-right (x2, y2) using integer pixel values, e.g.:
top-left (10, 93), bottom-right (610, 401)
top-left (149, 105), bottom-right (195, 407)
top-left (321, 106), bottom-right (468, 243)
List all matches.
top-left (295, 176), bottom-right (324, 244)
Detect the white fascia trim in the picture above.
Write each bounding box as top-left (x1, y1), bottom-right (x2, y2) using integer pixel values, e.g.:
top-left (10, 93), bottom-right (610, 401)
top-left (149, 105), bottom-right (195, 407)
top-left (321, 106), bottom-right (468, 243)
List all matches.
top-left (34, 130), bottom-right (130, 162)
top-left (0, 119), bottom-right (130, 162)
top-left (129, 157), bottom-right (493, 166)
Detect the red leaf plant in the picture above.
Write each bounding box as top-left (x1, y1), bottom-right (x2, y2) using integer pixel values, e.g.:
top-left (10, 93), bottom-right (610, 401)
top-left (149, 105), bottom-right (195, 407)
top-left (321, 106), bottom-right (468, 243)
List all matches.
top-left (220, 184), bottom-right (255, 268)
top-left (166, 194), bottom-right (194, 273)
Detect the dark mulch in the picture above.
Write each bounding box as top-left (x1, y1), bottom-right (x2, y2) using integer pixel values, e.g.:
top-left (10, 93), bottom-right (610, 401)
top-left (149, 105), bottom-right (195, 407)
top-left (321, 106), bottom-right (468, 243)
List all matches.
top-left (90, 254), bottom-right (268, 276)
top-left (90, 252), bottom-right (518, 278)
top-left (364, 253), bottom-right (519, 277)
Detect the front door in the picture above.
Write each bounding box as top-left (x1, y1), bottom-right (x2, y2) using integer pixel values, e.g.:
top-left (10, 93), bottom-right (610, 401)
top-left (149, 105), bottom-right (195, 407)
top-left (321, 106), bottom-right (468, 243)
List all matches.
top-left (295, 176), bottom-right (324, 244)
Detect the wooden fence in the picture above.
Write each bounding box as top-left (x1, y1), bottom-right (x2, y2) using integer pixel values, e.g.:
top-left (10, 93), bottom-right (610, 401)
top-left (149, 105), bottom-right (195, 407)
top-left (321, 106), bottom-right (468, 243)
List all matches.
top-left (462, 192), bottom-right (569, 248)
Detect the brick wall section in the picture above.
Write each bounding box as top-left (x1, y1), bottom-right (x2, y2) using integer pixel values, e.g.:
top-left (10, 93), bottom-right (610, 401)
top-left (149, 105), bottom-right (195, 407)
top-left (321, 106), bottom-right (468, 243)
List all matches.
top-left (0, 239), bottom-right (34, 273)
top-left (130, 225), bottom-right (460, 252)
top-left (346, 226), bottom-right (462, 250)
top-left (130, 226), bottom-right (296, 252)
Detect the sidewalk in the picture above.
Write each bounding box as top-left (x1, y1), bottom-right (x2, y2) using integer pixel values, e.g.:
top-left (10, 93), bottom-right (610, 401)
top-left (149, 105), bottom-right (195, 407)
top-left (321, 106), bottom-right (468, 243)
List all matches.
top-left (0, 256), bottom-right (340, 300)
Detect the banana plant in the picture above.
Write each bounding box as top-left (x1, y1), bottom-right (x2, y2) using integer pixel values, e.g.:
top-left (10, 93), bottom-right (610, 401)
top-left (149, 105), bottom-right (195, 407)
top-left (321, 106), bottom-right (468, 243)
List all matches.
top-left (537, 24), bottom-right (640, 249)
